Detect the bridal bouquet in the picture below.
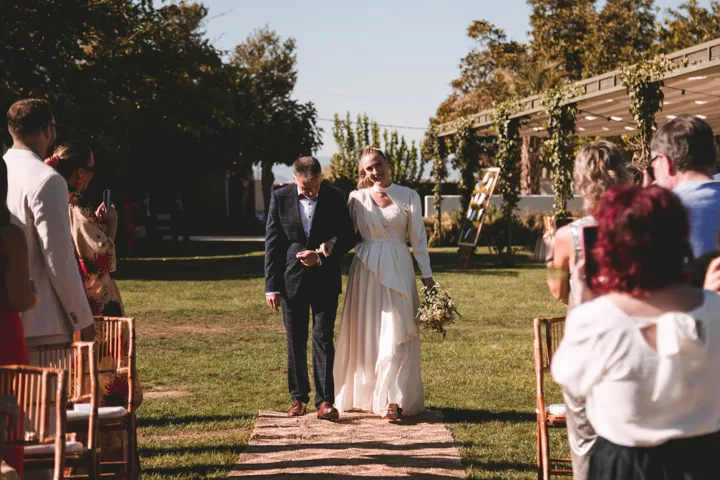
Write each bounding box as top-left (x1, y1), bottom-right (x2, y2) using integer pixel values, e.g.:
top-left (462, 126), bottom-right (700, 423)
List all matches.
top-left (416, 284), bottom-right (461, 339)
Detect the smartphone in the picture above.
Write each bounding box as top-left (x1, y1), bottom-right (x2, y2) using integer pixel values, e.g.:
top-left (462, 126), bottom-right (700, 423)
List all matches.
top-left (103, 189), bottom-right (111, 208)
top-left (582, 226), bottom-right (599, 285)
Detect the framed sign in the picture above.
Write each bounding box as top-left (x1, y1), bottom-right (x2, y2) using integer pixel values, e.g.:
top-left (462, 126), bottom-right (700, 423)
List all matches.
top-left (457, 167), bottom-right (501, 247)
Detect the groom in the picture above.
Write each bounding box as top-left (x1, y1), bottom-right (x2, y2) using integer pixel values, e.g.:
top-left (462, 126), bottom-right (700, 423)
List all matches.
top-left (264, 156), bottom-right (355, 419)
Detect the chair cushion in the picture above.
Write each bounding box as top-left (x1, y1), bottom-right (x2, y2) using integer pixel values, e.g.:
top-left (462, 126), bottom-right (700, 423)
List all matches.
top-left (67, 404), bottom-right (127, 422)
top-left (25, 441), bottom-right (84, 456)
top-left (546, 403), bottom-right (567, 416)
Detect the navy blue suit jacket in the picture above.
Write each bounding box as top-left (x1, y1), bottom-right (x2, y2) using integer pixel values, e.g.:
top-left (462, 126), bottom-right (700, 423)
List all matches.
top-left (264, 182), bottom-right (355, 300)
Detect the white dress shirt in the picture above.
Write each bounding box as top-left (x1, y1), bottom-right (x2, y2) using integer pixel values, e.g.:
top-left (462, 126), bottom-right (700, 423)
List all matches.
top-left (4, 148), bottom-right (94, 342)
top-left (552, 291), bottom-right (720, 447)
top-left (298, 192), bottom-right (317, 237)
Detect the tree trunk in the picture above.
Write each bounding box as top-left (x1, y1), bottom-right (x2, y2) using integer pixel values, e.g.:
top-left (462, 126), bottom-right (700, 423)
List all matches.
top-left (520, 136), bottom-right (542, 194)
top-left (261, 160), bottom-right (275, 219)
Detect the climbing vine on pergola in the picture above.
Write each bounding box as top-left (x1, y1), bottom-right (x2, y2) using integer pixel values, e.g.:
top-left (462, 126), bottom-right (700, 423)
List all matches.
top-left (621, 57), bottom-right (675, 165)
top-left (491, 97), bottom-right (522, 258)
top-left (541, 84), bottom-right (581, 219)
top-left (451, 117), bottom-right (479, 215)
top-left (423, 129), bottom-right (448, 247)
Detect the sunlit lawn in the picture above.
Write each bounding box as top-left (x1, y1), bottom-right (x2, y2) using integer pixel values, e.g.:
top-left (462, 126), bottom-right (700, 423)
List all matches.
top-left (117, 244), bottom-right (567, 479)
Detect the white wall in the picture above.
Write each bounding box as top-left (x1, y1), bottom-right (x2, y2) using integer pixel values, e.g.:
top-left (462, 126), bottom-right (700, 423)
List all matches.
top-left (424, 194), bottom-right (585, 218)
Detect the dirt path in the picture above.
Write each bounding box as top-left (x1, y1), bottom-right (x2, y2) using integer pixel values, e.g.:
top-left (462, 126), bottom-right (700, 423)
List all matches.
top-left (228, 410), bottom-right (466, 479)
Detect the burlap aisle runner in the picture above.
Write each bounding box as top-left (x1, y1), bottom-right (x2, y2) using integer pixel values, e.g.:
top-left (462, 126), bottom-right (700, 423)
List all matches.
top-left (229, 410), bottom-right (466, 479)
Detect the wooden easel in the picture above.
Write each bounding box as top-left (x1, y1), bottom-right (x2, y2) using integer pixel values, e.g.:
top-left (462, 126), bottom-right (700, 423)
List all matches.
top-left (457, 245), bottom-right (474, 268)
top-left (457, 167), bottom-right (501, 268)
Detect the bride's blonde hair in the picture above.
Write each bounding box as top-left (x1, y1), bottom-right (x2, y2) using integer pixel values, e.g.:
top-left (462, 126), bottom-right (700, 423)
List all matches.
top-left (357, 146), bottom-right (388, 189)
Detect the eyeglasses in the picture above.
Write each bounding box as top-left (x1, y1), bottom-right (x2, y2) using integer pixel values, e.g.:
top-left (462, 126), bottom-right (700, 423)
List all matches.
top-left (646, 154), bottom-right (659, 181)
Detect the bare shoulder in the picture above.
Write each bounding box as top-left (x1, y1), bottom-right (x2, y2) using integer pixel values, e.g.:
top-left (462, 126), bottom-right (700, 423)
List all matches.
top-left (554, 225), bottom-right (573, 249)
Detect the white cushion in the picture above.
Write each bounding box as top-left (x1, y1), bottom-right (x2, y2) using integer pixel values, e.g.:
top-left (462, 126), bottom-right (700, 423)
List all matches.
top-left (25, 441), bottom-right (84, 456)
top-left (546, 403), bottom-right (567, 416)
top-left (67, 405), bottom-right (127, 422)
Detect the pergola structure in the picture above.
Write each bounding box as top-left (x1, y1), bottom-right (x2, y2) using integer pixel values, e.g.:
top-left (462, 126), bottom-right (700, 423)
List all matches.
top-left (436, 38), bottom-right (720, 139)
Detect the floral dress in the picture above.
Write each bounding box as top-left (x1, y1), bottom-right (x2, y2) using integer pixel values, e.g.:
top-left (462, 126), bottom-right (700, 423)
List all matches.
top-left (68, 188), bottom-right (125, 317)
top-left (68, 189), bottom-right (140, 476)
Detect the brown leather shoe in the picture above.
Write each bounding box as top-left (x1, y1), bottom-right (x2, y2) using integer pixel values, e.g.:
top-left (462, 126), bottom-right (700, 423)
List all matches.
top-left (316, 401), bottom-right (339, 420)
top-left (288, 399), bottom-right (307, 417)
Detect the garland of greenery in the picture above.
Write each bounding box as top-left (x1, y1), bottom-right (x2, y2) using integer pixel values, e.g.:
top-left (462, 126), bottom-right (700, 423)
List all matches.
top-left (621, 57), bottom-right (675, 165)
top-left (423, 130), bottom-right (448, 247)
top-left (541, 84), bottom-right (582, 219)
top-left (490, 97), bottom-right (522, 258)
top-left (451, 117), bottom-right (478, 214)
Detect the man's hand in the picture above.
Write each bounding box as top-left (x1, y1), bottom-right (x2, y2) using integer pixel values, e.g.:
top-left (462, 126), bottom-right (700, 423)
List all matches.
top-left (266, 293), bottom-right (282, 311)
top-left (319, 240), bottom-right (335, 257)
top-left (297, 250), bottom-right (319, 267)
top-left (704, 256), bottom-right (720, 293)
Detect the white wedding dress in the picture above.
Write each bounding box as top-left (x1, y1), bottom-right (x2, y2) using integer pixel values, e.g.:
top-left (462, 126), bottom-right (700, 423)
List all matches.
top-left (333, 184), bottom-right (432, 416)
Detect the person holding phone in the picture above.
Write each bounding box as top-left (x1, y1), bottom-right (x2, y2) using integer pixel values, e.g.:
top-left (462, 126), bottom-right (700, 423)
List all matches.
top-left (45, 141), bottom-right (124, 317)
top-left (553, 185), bottom-right (720, 480)
top-left (545, 141), bottom-right (632, 480)
top-left (547, 141), bottom-right (632, 310)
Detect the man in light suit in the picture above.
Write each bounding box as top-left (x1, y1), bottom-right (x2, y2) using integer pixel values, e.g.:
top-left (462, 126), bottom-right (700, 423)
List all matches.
top-left (4, 99), bottom-right (95, 347)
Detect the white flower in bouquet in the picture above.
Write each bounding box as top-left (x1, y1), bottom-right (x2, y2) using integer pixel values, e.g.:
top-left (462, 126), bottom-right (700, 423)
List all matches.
top-left (415, 284), bottom-right (461, 339)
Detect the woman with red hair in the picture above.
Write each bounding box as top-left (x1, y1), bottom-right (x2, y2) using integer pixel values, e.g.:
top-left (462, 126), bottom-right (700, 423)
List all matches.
top-left (553, 185), bottom-right (720, 480)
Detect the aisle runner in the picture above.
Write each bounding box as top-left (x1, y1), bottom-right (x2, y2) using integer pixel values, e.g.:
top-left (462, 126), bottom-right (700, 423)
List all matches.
top-left (229, 410), bottom-right (466, 479)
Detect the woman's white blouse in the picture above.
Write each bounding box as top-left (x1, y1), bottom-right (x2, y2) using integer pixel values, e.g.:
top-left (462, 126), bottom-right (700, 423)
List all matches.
top-left (552, 291), bottom-right (720, 447)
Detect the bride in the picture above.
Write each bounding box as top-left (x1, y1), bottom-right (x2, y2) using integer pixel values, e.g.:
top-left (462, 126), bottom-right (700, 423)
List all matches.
top-left (333, 146), bottom-right (435, 420)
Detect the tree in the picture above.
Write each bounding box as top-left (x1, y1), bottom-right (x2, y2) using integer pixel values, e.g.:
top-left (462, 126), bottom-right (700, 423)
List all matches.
top-left (231, 26), bottom-right (323, 216)
top-left (329, 112), bottom-right (425, 192)
top-left (528, 0), bottom-right (597, 80)
top-left (583, 0), bottom-right (657, 76)
top-left (659, 0), bottom-right (720, 52)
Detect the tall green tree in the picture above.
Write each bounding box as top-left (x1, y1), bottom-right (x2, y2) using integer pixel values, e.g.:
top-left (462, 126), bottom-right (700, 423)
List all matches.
top-left (584, 0), bottom-right (657, 76)
top-left (528, 0), bottom-right (597, 80)
top-left (659, 0), bottom-right (720, 52)
top-left (329, 112), bottom-right (425, 191)
top-left (231, 26), bottom-right (323, 215)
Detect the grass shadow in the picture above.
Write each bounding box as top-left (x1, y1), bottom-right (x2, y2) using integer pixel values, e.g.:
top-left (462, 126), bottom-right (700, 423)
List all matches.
top-left (441, 408), bottom-right (535, 425)
top-left (139, 413), bottom-right (254, 428)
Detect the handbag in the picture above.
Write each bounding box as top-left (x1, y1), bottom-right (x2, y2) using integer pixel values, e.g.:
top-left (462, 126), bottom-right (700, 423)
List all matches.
top-left (534, 215), bottom-right (556, 262)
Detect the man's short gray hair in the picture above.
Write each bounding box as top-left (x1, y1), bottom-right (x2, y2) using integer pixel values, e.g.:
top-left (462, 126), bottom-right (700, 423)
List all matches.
top-left (292, 156), bottom-right (322, 179)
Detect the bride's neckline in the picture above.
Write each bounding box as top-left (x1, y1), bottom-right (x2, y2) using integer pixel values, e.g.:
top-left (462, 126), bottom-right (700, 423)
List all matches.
top-left (371, 183), bottom-right (394, 193)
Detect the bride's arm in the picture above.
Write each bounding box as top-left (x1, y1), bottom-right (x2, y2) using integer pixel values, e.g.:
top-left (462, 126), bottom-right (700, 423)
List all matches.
top-left (407, 190), bottom-right (433, 283)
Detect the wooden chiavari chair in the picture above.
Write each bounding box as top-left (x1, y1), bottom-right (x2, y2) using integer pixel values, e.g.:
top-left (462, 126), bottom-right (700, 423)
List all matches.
top-left (28, 342), bottom-right (100, 479)
top-left (533, 317), bottom-right (572, 480)
top-left (0, 365), bottom-right (67, 479)
top-left (93, 316), bottom-right (138, 480)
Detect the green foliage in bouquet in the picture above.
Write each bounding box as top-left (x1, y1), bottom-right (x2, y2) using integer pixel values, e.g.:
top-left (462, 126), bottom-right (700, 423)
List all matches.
top-left (416, 284), bottom-right (461, 339)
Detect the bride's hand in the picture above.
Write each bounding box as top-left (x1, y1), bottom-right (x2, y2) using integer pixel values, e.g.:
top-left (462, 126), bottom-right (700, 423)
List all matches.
top-left (422, 277), bottom-right (436, 289)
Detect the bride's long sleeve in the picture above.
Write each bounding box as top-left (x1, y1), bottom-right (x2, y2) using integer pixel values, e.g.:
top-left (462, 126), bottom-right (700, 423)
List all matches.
top-left (407, 190), bottom-right (433, 279)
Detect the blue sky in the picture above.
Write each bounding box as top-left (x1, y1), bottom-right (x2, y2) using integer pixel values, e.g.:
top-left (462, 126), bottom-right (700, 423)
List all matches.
top-left (195, 0), bottom-right (710, 180)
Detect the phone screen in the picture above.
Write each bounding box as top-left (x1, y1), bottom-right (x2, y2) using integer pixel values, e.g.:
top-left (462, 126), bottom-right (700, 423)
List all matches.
top-left (583, 226), bottom-right (599, 286)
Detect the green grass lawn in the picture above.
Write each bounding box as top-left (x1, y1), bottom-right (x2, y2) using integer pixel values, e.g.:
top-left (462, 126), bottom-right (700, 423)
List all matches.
top-left (117, 245), bottom-right (568, 479)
